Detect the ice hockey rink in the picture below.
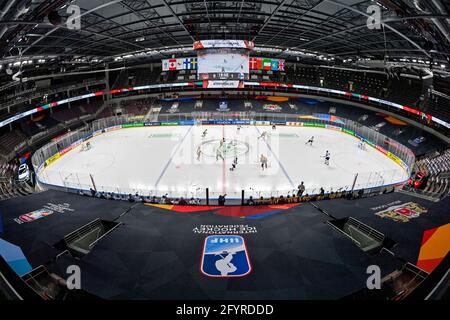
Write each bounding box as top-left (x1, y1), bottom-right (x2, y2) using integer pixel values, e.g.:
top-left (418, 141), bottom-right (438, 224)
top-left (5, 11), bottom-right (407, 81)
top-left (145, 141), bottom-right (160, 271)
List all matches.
top-left (37, 125), bottom-right (409, 199)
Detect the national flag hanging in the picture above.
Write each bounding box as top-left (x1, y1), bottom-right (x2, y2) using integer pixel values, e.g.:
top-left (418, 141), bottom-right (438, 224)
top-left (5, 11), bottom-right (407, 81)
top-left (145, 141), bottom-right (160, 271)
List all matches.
top-left (176, 59), bottom-right (183, 69)
top-left (168, 59), bottom-right (177, 71)
top-left (278, 59), bottom-right (285, 71)
top-left (270, 60), bottom-right (279, 71)
top-left (162, 60), bottom-right (169, 71)
top-left (190, 58), bottom-right (198, 69)
top-left (263, 58), bottom-right (272, 70)
top-left (183, 58), bottom-right (191, 69)
top-left (249, 57), bottom-right (257, 70)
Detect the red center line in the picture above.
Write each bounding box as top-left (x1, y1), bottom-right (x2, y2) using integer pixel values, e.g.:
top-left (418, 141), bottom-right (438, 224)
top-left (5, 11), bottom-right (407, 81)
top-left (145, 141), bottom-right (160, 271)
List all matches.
top-left (222, 125), bottom-right (226, 195)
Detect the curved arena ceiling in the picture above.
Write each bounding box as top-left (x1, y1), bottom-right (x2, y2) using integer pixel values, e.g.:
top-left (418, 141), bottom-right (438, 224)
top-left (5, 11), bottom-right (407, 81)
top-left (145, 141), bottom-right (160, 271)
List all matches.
top-left (0, 0), bottom-right (449, 64)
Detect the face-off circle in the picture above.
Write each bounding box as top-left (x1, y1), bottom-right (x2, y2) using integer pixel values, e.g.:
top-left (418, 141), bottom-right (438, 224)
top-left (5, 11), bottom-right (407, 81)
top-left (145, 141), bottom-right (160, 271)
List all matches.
top-left (199, 139), bottom-right (250, 158)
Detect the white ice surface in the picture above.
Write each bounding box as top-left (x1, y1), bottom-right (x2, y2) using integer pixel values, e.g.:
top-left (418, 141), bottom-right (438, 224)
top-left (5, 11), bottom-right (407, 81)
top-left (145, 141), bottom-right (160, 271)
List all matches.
top-left (38, 125), bottom-right (408, 199)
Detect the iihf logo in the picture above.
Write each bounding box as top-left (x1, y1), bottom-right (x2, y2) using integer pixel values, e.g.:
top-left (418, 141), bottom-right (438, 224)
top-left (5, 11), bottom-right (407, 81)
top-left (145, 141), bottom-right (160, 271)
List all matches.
top-left (200, 235), bottom-right (252, 277)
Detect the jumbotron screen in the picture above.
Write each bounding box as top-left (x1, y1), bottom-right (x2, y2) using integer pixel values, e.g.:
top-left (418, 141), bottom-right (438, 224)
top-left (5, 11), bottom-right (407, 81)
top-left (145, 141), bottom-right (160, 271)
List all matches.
top-left (194, 40), bottom-right (254, 81)
top-left (197, 49), bottom-right (249, 80)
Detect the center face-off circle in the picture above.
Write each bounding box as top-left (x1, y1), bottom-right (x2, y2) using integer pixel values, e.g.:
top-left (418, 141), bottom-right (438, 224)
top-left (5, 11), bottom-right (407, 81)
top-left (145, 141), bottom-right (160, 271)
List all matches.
top-left (199, 139), bottom-right (250, 158)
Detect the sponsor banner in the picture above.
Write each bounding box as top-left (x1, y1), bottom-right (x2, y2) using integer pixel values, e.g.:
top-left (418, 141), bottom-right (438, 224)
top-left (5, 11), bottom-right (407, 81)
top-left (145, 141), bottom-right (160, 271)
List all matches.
top-left (233, 120), bottom-right (251, 125)
top-left (365, 140), bottom-right (376, 148)
top-left (179, 120), bottom-right (195, 125)
top-left (122, 123), bottom-right (144, 128)
top-left (209, 120), bottom-right (235, 125)
top-left (303, 122), bottom-right (325, 128)
top-left (341, 128), bottom-right (355, 135)
top-left (44, 153), bottom-right (60, 167)
top-left (286, 122), bottom-right (302, 126)
top-left (376, 145), bottom-right (388, 155)
top-left (326, 125), bottom-right (342, 131)
top-left (203, 80), bottom-right (243, 89)
top-left (59, 145), bottom-right (74, 156)
top-left (387, 152), bottom-right (402, 166)
top-left (432, 116), bottom-right (450, 129)
top-left (194, 40), bottom-right (254, 50)
top-left (270, 121), bottom-right (286, 125)
top-left (143, 122), bottom-right (162, 126)
top-left (105, 125), bottom-right (121, 132)
top-left (200, 235), bottom-right (252, 277)
top-left (160, 122), bottom-right (179, 126)
top-left (93, 130), bottom-right (103, 137)
top-left (70, 138), bottom-right (84, 149)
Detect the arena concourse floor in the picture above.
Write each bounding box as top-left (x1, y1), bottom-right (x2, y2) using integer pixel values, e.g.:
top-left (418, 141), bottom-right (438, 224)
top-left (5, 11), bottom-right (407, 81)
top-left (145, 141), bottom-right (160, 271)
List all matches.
top-left (0, 190), bottom-right (448, 299)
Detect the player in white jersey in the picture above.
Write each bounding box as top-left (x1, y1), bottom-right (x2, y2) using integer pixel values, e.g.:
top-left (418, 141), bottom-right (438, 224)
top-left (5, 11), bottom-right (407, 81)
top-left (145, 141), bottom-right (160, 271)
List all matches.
top-left (216, 147), bottom-right (224, 161)
top-left (306, 136), bottom-right (314, 146)
top-left (260, 154), bottom-right (268, 170)
top-left (358, 138), bottom-right (366, 150)
top-left (258, 131), bottom-right (268, 140)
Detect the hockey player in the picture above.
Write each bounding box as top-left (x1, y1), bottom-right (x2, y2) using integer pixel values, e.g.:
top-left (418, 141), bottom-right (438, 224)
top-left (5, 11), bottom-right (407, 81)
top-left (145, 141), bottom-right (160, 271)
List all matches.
top-left (196, 146), bottom-right (202, 161)
top-left (324, 150), bottom-right (330, 165)
top-left (216, 147), bottom-right (224, 161)
top-left (272, 124), bottom-right (276, 130)
top-left (258, 131), bottom-right (268, 140)
top-left (260, 154), bottom-right (268, 170)
top-left (305, 136), bottom-right (314, 146)
top-left (230, 157), bottom-right (238, 171)
top-left (358, 138), bottom-right (366, 150)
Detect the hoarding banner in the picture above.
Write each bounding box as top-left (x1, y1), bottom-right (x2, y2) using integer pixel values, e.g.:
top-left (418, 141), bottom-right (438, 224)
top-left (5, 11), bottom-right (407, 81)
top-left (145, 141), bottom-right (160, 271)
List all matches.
top-left (194, 40), bottom-right (254, 50)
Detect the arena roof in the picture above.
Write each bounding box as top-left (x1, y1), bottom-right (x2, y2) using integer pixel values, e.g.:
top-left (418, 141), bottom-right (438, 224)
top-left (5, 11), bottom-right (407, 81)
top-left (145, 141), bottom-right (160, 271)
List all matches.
top-left (0, 0), bottom-right (449, 64)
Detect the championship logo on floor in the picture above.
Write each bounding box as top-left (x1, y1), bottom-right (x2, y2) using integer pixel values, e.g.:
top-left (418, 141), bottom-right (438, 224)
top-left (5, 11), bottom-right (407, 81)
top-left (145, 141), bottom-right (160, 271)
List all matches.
top-left (374, 202), bottom-right (428, 222)
top-left (200, 235), bottom-right (251, 277)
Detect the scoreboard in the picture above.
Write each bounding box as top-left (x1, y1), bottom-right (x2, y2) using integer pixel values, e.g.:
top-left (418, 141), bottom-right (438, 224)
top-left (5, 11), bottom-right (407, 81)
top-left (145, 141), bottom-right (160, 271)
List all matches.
top-left (194, 40), bottom-right (253, 82)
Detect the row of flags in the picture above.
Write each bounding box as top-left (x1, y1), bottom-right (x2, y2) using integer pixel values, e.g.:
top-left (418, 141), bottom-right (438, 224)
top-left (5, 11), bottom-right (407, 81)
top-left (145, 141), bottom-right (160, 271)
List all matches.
top-left (162, 57), bottom-right (285, 71)
top-left (162, 58), bottom-right (198, 71)
top-left (250, 58), bottom-right (285, 71)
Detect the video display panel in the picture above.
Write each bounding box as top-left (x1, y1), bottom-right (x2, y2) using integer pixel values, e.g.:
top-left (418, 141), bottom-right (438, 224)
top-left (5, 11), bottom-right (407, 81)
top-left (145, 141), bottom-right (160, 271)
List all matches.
top-left (197, 48), bottom-right (249, 80)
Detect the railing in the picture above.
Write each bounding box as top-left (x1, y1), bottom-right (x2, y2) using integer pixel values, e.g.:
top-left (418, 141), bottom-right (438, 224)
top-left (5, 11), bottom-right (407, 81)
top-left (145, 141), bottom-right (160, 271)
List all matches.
top-left (32, 112), bottom-right (415, 203)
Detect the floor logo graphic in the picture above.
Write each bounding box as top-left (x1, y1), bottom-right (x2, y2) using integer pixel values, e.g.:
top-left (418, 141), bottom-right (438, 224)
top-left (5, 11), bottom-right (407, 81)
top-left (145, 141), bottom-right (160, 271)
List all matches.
top-left (374, 202), bottom-right (427, 222)
top-left (14, 203), bottom-right (74, 224)
top-left (200, 235), bottom-right (251, 277)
